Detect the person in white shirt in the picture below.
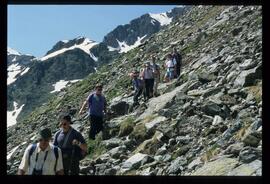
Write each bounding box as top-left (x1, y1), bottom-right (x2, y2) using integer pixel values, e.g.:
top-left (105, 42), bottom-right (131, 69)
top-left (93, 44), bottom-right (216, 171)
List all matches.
top-left (18, 127), bottom-right (64, 175)
top-left (164, 54), bottom-right (176, 82)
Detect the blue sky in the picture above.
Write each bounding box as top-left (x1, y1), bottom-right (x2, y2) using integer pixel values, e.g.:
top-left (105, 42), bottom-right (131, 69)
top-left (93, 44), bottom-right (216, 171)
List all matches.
top-left (8, 5), bottom-right (177, 57)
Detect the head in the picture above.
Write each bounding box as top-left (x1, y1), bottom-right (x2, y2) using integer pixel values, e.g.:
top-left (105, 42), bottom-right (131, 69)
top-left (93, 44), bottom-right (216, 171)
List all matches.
top-left (145, 61), bottom-right (150, 68)
top-left (173, 48), bottom-right (178, 53)
top-left (59, 114), bottom-right (72, 133)
top-left (38, 127), bottom-right (52, 151)
top-left (167, 54), bottom-right (173, 60)
top-left (131, 70), bottom-right (139, 78)
top-left (95, 83), bottom-right (103, 95)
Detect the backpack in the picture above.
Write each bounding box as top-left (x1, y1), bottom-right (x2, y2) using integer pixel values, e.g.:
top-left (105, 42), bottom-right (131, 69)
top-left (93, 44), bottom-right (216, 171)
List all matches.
top-left (28, 144), bottom-right (59, 173)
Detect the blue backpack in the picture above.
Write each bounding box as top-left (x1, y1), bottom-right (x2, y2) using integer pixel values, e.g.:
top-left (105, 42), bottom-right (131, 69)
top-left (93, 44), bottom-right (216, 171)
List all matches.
top-left (28, 144), bottom-right (59, 172)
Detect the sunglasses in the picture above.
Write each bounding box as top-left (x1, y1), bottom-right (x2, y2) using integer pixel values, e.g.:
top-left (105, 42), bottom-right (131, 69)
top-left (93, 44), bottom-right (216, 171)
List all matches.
top-left (97, 88), bottom-right (102, 91)
top-left (60, 122), bottom-right (68, 126)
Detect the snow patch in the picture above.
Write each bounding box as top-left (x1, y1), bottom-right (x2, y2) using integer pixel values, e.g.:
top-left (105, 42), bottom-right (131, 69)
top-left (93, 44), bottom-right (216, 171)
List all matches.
top-left (7, 145), bottom-right (20, 160)
top-left (8, 47), bottom-right (21, 55)
top-left (117, 35), bottom-right (147, 53)
top-left (107, 46), bottom-right (119, 52)
top-left (7, 63), bottom-right (22, 85)
top-left (50, 79), bottom-right (82, 93)
top-left (89, 52), bottom-right (98, 62)
top-left (7, 102), bottom-right (25, 127)
top-left (61, 40), bottom-right (69, 43)
top-left (12, 56), bottom-right (17, 62)
top-left (20, 67), bottom-right (30, 76)
top-left (149, 13), bottom-right (172, 26)
top-left (41, 38), bottom-right (98, 61)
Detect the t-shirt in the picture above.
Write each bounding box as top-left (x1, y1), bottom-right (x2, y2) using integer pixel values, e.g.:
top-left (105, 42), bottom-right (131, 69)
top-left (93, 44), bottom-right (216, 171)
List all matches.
top-left (142, 67), bottom-right (154, 79)
top-left (87, 92), bottom-right (107, 117)
top-left (53, 128), bottom-right (86, 158)
top-left (166, 59), bottom-right (176, 68)
top-left (18, 143), bottom-right (63, 175)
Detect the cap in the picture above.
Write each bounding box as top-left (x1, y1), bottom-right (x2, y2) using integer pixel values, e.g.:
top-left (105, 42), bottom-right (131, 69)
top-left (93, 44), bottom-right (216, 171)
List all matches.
top-left (38, 127), bottom-right (52, 140)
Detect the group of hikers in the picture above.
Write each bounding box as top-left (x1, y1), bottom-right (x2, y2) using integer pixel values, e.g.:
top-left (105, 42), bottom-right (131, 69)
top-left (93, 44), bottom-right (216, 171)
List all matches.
top-left (18, 84), bottom-right (107, 175)
top-left (17, 48), bottom-right (182, 175)
top-left (130, 48), bottom-right (182, 107)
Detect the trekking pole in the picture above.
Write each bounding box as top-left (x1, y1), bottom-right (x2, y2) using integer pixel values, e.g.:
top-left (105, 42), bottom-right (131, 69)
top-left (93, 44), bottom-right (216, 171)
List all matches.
top-left (68, 145), bottom-right (76, 175)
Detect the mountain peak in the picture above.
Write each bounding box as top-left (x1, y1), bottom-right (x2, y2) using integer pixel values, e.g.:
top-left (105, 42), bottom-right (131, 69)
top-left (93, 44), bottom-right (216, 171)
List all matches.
top-left (7, 47), bottom-right (21, 56)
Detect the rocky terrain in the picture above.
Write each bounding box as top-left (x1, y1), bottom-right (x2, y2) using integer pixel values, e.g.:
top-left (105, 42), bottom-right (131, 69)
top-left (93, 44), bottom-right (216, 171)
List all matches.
top-left (7, 5), bottom-right (262, 176)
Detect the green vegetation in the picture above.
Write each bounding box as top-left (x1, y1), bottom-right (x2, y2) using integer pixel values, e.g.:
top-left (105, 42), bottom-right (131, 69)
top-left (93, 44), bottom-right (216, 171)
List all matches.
top-left (201, 143), bottom-right (221, 162)
top-left (87, 134), bottom-right (106, 159)
top-left (118, 116), bottom-right (136, 137)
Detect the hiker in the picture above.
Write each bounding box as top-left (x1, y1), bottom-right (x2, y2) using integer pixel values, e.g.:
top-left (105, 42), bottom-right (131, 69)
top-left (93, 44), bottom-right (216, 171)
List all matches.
top-left (18, 127), bottom-right (64, 175)
top-left (129, 70), bottom-right (143, 107)
top-left (79, 83), bottom-right (107, 140)
top-left (140, 61), bottom-right (154, 101)
top-left (164, 53), bottom-right (176, 83)
top-left (151, 55), bottom-right (161, 97)
top-left (53, 114), bottom-right (87, 175)
top-left (172, 47), bottom-right (182, 78)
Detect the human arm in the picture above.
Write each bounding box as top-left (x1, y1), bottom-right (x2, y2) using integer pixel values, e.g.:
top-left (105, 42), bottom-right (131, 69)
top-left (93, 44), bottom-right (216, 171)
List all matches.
top-left (17, 145), bottom-right (31, 175)
top-left (55, 148), bottom-right (64, 175)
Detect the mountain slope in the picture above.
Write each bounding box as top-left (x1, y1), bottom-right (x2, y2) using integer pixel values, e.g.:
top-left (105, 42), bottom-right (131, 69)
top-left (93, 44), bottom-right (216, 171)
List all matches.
top-left (7, 5), bottom-right (262, 176)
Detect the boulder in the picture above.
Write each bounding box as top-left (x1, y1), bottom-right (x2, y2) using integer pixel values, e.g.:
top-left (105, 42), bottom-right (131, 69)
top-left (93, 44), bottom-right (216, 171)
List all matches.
top-left (234, 65), bottom-right (262, 87)
top-left (191, 158), bottom-right (239, 175)
top-left (212, 115), bottom-right (223, 126)
top-left (239, 146), bottom-right (262, 163)
top-left (224, 142), bottom-right (244, 156)
top-left (110, 101), bottom-right (129, 116)
top-left (167, 156), bottom-right (187, 174)
top-left (227, 160), bottom-right (261, 176)
top-left (122, 153), bottom-right (149, 171)
top-left (242, 131), bottom-right (261, 147)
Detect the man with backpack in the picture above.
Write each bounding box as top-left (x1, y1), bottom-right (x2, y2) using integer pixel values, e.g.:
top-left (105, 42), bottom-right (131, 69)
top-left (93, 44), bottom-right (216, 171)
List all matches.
top-left (18, 127), bottom-right (64, 175)
top-left (53, 114), bottom-right (87, 175)
top-left (79, 83), bottom-right (107, 140)
top-left (172, 47), bottom-right (182, 78)
top-left (129, 70), bottom-right (143, 107)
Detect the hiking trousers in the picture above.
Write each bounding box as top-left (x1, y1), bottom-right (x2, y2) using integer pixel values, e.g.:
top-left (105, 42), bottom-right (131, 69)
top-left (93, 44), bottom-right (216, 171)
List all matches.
top-left (89, 115), bottom-right (104, 140)
top-left (144, 78), bottom-right (154, 99)
top-left (63, 155), bottom-right (80, 175)
top-left (133, 88), bottom-right (143, 105)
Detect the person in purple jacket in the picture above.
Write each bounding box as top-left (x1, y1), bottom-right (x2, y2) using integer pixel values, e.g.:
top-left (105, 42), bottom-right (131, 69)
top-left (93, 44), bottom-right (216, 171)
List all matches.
top-left (79, 83), bottom-right (107, 140)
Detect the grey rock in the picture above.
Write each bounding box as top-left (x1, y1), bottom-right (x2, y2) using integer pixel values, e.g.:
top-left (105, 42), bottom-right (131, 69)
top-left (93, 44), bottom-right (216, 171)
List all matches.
top-left (167, 156), bottom-right (187, 174)
top-left (239, 146), bottom-right (262, 163)
top-left (212, 115), bottom-right (223, 126)
top-left (242, 131), bottom-right (261, 147)
top-left (110, 101), bottom-right (129, 116)
top-left (224, 142), bottom-right (244, 156)
top-left (234, 65), bottom-right (262, 87)
top-left (108, 146), bottom-right (126, 159)
top-left (102, 138), bottom-right (122, 149)
top-left (239, 59), bottom-right (257, 70)
top-left (176, 136), bottom-right (193, 145)
top-left (191, 158), bottom-right (239, 175)
top-left (187, 157), bottom-right (203, 170)
top-left (122, 153), bottom-right (149, 170)
top-left (227, 160), bottom-right (261, 176)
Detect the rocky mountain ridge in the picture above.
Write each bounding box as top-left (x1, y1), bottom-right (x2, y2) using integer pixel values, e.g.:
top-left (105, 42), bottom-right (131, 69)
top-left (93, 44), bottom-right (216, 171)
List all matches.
top-left (7, 5), bottom-right (262, 176)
